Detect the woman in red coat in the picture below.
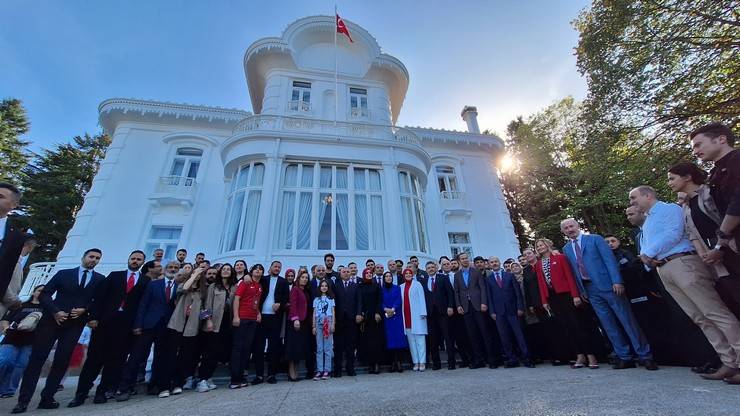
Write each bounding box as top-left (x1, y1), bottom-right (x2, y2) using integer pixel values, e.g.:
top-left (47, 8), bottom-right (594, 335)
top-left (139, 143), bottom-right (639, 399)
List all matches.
top-left (534, 238), bottom-right (599, 368)
top-left (286, 270), bottom-right (312, 381)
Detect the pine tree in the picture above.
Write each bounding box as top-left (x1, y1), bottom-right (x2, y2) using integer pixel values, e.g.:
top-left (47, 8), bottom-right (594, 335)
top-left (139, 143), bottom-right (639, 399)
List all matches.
top-left (0, 98), bottom-right (31, 183)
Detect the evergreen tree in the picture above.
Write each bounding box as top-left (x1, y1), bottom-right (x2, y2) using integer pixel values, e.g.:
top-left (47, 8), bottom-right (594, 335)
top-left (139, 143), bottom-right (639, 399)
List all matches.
top-left (0, 98), bottom-right (31, 183)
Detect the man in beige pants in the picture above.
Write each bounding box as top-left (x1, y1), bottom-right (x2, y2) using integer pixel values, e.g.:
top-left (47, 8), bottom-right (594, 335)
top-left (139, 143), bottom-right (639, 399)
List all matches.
top-left (630, 185), bottom-right (740, 383)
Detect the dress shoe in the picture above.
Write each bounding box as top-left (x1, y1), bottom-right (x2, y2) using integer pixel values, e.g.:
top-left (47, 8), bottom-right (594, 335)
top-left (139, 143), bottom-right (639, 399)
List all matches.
top-left (640, 359), bottom-right (659, 371)
top-left (104, 391), bottom-right (116, 400)
top-left (469, 362), bottom-right (483, 369)
top-left (347, 370), bottom-right (357, 377)
top-left (723, 373), bottom-right (740, 385)
top-left (93, 393), bottom-right (107, 404)
top-left (115, 391), bottom-right (131, 402)
top-left (448, 363), bottom-right (456, 370)
top-left (333, 371), bottom-right (342, 378)
top-left (612, 359), bottom-right (636, 370)
top-left (692, 362), bottom-right (718, 374)
top-left (67, 396), bottom-right (86, 408)
top-left (504, 360), bottom-right (520, 368)
top-left (523, 360), bottom-right (536, 368)
top-left (701, 365), bottom-right (739, 380)
top-left (11, 403), bottom-right (27, 414)
top-left (488, 363), bottom-right (499, 369)
top-left (37, 399), bottom-right (60, 409)
top-left (432, 363), bottom-right (442, 371)
top-left (266, 375), bottom-right (277, 384)
top-left (251, 376), bottom-right (264, 385)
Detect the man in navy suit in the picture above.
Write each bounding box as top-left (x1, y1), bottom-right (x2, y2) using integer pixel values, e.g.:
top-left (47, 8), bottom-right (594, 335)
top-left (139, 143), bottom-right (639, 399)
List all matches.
top-left (560, 218), bottom-right (658, 370)
top-left (333, 266), bottom-right (363, 377)
top-left (252, 260), bottom-right (289, 385)
top-left (0, 183), bottom-right (27, 301)
top-left (13, 249), bottom-right (105, 414)
top-left (486, 257), bottom-right (534, 368)
top-left (115, 261), bottom-right (179, 401)
top-left (69, 250), bottom-right (150, 407)
top-left (420, 261), bottom-right (457, 370)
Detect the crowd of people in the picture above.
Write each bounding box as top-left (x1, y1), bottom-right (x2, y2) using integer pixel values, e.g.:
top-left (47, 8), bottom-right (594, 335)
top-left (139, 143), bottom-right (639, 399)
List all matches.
top-left (0, 121), bottom-right (737, 414)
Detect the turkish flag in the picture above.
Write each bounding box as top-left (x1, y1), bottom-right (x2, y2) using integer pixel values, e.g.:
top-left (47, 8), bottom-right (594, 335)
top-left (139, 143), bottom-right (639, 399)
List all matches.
top-left (336, 13), bottom-right (353, 43)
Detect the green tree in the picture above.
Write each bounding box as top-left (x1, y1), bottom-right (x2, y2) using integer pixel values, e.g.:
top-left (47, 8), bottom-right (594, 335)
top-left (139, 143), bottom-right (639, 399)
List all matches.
top-left (0, 98), bottom-right (31, 182)
top-left (574, 0), bottom-right (739, 146)
top-left (20, 133), bottom-right (111, 261)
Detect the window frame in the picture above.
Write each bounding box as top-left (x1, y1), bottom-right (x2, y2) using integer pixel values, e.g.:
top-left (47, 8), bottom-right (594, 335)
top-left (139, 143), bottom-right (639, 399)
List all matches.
top-left (219, 161), bottom-right (265, 253)
top-left (348, 87), bottom-right (369, 118)
top-left (289, 80), bottom-right (312, 113)
top-left (144, 225), bottom-right (183, 261)
top-left (398, 170), bottom-right (429, 253)
top-left (448, 232), bottom-right (473, 258)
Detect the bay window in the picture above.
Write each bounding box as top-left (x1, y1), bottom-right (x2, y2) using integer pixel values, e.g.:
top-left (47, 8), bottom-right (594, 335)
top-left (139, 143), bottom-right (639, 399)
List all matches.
top-left (221, 162), bottom-right (264, 252)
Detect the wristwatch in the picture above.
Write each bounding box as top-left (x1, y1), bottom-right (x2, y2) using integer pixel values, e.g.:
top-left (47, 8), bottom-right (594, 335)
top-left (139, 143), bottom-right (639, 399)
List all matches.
top-left (716, 229), bottom-right (732, 240)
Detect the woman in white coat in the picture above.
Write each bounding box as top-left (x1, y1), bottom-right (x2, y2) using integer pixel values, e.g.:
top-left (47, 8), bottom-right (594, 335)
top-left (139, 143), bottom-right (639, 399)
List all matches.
top-left (400, 268), bottom-right (428, 371)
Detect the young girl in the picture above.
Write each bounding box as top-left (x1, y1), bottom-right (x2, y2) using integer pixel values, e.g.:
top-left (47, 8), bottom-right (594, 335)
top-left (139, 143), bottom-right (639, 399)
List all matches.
top-left (229, 264), bottom-right (264, 389)
top-left (312, 280), bottom-right (335, 380)
top-left (286, 271), bottom-right (312, 381)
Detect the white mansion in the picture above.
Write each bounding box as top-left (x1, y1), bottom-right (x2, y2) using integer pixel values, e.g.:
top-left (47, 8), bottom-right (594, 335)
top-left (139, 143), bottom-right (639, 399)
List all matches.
top-left (28, 15), bottom-right (519, 287)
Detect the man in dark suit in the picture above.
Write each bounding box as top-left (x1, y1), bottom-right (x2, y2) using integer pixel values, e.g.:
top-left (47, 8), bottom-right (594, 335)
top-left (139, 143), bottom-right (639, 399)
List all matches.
top-left (333, 266), bottom-right (362, 376)
top-left (253, 260), bottom-right (289, 384)
top-left (453, 252), bottom-right (496, 369)
top-left (486, 257), bottom-right (533, 368)
top-left (69, 251), bottom-right (150, 407)
top-left (0, 184), bottom-right (27, 301)
top-left (440, 256), bottom-right (472, 367)
top-left (13, 249), bottom-right (105, 414)
top-left (421, 261), bottom-right (457, 370)
top-left (115, 261), bottom-right (179, 401)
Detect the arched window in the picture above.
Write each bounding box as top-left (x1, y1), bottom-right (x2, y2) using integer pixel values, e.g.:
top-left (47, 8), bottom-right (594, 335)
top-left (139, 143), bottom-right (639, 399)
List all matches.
top-left (436, 165), bottom-right (460, 198)
top-left (168, 147), bottom-right (203, 185)
top-left (221, 162), bottom-right (265, 252)
top-left (276, 162), bottom-right (384, 251)
top-left (398, 170), bottom-right (428, 252)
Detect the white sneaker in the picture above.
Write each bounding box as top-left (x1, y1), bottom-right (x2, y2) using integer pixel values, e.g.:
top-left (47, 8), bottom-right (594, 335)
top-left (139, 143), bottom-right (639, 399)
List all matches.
top-left (206, 379), bottom-right (217, 390)
top-left (182, 377), bottom-right (194, 390)
top-left (171, 387), bottom-right (183, 395)
top-left (158, 390), bottom-right (170, 398)
top-left (196, 380), bottom-right (209, 393)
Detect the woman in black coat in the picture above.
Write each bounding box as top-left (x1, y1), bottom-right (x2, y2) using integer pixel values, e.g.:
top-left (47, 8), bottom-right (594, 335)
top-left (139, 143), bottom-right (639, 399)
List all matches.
top-left (357, 268), bottom-right (384, 374)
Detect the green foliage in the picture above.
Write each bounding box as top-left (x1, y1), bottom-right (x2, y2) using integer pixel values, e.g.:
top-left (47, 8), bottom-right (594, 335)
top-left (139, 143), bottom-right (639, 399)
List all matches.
top-left (0, 99), bottom-right (31, 183)
top-left (19, 134), bottom-right (111, 261)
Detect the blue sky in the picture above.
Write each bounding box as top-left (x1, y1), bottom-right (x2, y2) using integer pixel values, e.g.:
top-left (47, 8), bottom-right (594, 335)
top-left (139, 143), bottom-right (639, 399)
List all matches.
top-left (0, 0), bottom-right (590, 151)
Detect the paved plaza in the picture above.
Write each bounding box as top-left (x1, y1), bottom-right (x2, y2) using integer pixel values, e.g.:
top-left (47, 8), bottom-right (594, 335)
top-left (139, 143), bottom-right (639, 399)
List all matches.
top-left (1, 366), bottom-right (738, 415)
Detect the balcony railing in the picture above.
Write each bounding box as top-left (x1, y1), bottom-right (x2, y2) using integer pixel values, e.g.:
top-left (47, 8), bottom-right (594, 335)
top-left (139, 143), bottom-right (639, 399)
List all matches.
top-left (232, 114), bottom-right (422, 148)
top-left (151, 176), bottom-right (198, 206)
top-left (440, 190), bottom-right (465, 200)
top-left (287, 100), bottom-right (311, 113)
top-left (349, 107), bottom-right (370, 119)
top-left (19, 262), bottom-right (57, 299)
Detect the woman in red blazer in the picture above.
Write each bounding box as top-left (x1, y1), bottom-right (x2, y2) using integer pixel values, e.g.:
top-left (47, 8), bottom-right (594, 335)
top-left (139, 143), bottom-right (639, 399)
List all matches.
top-left (286, 270), bottom-right (312, 381)
top-left (534, 238), bottom-right (599, 369)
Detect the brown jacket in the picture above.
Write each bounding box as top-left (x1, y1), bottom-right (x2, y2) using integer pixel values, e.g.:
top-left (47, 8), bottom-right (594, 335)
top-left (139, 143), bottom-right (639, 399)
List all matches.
top-left (167, 286), bottom-right (203, 337)
top-left (203, 283), bottom-right (236, 333)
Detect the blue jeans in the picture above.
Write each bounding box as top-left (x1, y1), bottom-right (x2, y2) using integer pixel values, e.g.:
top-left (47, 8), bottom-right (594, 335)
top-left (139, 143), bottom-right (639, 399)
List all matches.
top-left (0, 344), bottom-right (32, 395)
top-left (315, 316), bottom-right (334, 372)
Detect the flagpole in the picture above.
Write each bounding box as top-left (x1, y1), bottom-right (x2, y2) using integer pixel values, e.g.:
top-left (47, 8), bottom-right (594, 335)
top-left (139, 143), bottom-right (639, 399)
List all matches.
top-left (334, 5), bottom-right (338, 128)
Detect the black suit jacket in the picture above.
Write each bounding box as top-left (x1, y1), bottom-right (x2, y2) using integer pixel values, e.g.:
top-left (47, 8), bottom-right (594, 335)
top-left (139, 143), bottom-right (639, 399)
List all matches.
top-left (334, 279), bottom-right (362, 319)
top-left (89, 270), bottom-right (151, 328)
top-left (419, 272), bottom-right (455, 314)
top-left (39, 267), bottom-right (105, 320)
top-left (259, 275), bottom-right (290, 314)
top-left (0, 217), bottom-right (27, 299)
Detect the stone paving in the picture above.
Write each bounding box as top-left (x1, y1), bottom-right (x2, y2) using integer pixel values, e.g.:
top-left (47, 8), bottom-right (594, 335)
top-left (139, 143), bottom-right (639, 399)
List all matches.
top-left (1, 366), bottom-right (739, 415)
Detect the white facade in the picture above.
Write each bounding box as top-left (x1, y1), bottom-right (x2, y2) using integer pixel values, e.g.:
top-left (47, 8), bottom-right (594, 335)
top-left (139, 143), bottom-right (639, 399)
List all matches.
top-left (51, 15), bottom-right (519, 274)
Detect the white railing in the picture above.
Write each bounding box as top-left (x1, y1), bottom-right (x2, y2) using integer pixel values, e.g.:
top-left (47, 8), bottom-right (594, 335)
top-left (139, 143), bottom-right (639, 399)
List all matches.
top-left (232, 114), bottom-right (422, 147)
top-left (440, 190), bottom-right (466, 200)
top-left (155, 176), bottom-right (197, 194)
top-left (19, 262), bottom-right (57, 299)
top-left (349, 107), bottom-right (370, 119)
top-left (287, 100), bottom-right (311, 113)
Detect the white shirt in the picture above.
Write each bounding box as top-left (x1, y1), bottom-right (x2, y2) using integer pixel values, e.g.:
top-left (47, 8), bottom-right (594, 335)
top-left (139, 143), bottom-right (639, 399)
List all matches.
top-left (164, 278), bottom-right (175, 297)
top-left (126, 270), bottom-right (141, 286)
top-left (0, 216), bottom-right (6, 247)
top-left (78, 267), bottom-right (93, 287)
top-left (446, 271), bottom-right (455, 286)
top-left (261, 275), bottom-right (279, 315)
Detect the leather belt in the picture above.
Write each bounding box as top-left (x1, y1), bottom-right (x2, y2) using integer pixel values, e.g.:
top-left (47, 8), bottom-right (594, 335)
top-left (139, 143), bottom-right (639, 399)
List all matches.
top-left (657, 251), bottom-right (696, 267)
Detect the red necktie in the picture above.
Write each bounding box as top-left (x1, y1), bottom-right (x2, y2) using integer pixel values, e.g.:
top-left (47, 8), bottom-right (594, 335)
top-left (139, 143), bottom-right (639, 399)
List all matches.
top-left (165, 281), bottom-right (173, 302)
top-left (431, 276), bottom-right (436, 291)
top-left (121, 272), bottom-right (136, 309)
top-left (496, 272), bottom-right (503, 288)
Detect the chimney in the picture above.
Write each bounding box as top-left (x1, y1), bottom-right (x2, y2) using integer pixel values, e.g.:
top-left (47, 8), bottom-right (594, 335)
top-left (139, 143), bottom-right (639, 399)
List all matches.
top-left (461, 105), bottom-right (480, 134)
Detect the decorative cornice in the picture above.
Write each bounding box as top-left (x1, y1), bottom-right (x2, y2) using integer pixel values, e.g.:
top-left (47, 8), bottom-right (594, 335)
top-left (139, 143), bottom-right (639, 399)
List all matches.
top-left (98, 98), bottom-right (251, 134)
top-left (406, 126), bottom-right (505, 150)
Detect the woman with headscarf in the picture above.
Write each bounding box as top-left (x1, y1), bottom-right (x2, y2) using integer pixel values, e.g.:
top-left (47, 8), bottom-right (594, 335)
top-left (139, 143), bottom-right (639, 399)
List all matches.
top-left (381, 271), bottom-right (407, 372)
top-left (400, 268), bottom-right (427, 371)
top-left (357, 268), bottom-right (383, 374)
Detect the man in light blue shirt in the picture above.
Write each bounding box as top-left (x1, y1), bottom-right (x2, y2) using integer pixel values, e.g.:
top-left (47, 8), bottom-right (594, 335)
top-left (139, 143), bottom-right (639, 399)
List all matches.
top-left (630, 185), bottom-right (740, 381)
